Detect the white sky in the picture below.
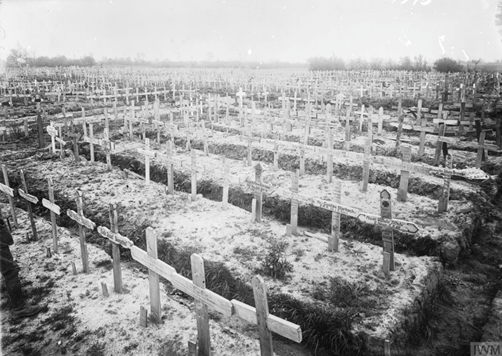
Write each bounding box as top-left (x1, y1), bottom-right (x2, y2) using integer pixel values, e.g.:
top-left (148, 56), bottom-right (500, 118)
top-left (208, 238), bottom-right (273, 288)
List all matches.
top-left (1, 0), bottom-right (502, 63)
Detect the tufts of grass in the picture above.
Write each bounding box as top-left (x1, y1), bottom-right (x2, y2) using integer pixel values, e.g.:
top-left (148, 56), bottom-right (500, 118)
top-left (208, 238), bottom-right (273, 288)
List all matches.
top-left (86, 342), bottom-right (106, 356)
top-left (157, 339), bottom-right (185, 356)
top-left (311, 277), bottom-right (371, 310)
top-left (257, 240), bottom-right (293, 280)
top-left (94, 259), bottom-right (113, 270)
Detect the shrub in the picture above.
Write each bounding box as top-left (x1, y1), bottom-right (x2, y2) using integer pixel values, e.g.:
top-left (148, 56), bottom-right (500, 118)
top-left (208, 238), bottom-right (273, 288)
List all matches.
top-left (258, 240), bottom-right (293, 279)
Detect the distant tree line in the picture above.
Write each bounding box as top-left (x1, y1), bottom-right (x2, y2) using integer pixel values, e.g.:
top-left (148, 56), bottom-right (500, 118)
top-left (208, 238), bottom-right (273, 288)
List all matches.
top-left (99, 57), bottom-right (305, 69)
top-left (307, 55), bottom-right (497, 73)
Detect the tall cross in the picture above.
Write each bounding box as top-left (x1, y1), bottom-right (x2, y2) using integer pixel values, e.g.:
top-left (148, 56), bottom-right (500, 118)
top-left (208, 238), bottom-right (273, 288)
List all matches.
top-left (42, 177), bottom-right (61, 253)
top-left (67, 191), bottom-right (96, 273)
top-left (137, 138), bottom-right (157, 184)
top-left (18, 170), bottom-right (39, 241)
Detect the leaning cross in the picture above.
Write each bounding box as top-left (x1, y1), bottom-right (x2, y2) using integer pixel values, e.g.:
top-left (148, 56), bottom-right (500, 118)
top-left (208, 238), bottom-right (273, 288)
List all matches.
top-left (67, 191), bottom-right (96, 273)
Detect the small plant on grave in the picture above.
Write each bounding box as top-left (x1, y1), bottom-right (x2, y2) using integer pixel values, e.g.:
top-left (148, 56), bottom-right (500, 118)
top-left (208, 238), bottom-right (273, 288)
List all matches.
top-left (86, 341), bottom-right (106, 356)
top-left (311, 276), bottom-right (370, 310)
top-left (257, 240), bottom-right (293, 280)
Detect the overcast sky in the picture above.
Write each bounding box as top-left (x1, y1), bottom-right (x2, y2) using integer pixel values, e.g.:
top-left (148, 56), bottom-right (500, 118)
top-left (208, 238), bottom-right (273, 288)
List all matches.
top-left (1, 0), bottom-right (502, 64)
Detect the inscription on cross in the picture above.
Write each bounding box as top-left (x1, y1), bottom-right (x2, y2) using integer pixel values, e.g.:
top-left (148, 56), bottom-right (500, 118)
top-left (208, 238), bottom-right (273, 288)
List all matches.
top-left (380, 190), bottom-right (395, 277)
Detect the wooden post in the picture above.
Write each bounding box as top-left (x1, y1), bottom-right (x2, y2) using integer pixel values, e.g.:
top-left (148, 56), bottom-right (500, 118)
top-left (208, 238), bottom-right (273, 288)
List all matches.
top-left (395, 114), bottom-right (404, 149)
top-left (166, 141), bottom-right (175, 195)
top-left (1, 165), bottom-right (18, 228)
top-left (380, 190), bottom-right (395, 271)
top-left (146, 227), bottom-right (161, 323)
top-left (252, 276), bottom-right (274, 356)
top-left (438, 154), bottom-right (453, 213)
top-left (139, 306), bottom-right (148, 327)
top-left (42, 178), bottom-right (60, 254)
top-left (476, 131), bottom-right (486, 168)
top-left (361, 137), bottom-right (371, 192)
top-left (188, 342), bottom-right (198, 356)
top-left (299, 145), bottom-right (305, 176)
top-left (397, 145), bottom-right (411, 202)
top-left (330, 180), bottom-right (341, 252)
top-left (377, 107), bottom-right (383, 134)
top-left (273, 141), bottom-right (279, 171)
top-left (221, 157), bottom-right (229, 211)
top-left (37, 110), bottom-right (45, 148)
top-left (191, 254), bottom-right (210, 356)
top-left (434, 124), bottom-right (446, 166)
top-left (19, 170), bottom-right (39, 241)
top-left (89, 123), bottom-right (95, 163)
top-left (326, 132), bottom-right (333, 183)
top-left (290, 170), bottom-right (299, 236)
top-left (109, 203), bottom-right (123, 293)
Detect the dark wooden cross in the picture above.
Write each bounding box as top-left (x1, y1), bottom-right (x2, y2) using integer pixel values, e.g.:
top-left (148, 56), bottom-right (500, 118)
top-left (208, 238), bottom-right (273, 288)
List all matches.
top-left (18, 170), bottom-right (39, 241)
top-left (380, 190), bottom-right (394, 277)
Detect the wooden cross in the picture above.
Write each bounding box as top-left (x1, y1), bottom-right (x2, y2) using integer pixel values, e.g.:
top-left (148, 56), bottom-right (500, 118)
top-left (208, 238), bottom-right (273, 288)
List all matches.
top-left (42, 177), bottom-right (61, 253)
top-left (475, 124), bottom-right (500, 168)
top-left (18, 170), bottom-right (39, 241)
top-left (246, 163), bottom-right (271, 223)
top-left (380, 190), bottom-right (394, 276)
top-left (190, 150), bottom-right (205, 201)
top-left (100, 134), bottom-right (115, 171)
top-left (437, 153), bottom-right (453, 213)
top-left (47, 123), bottom-right (58, 154)
top-left (239, 131), bottom-right (260, 167)
top-left (137, 138), bottom-right (157, 184)
top-left (236, 87), bottom-right (246, 115)
top-left (0, 165), bottom-right (18, 228)
top-left (130, 229), bottom-right (233, 333)
top-left (66, 191), bottom-right (96, 273)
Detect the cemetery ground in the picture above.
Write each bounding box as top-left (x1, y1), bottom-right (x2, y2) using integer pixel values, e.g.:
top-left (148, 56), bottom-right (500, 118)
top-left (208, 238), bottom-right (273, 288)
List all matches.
top-left (1, 85), bottom-right (502, 355)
